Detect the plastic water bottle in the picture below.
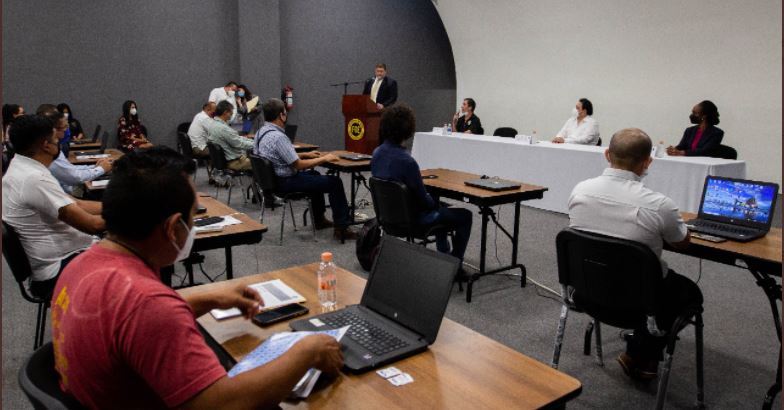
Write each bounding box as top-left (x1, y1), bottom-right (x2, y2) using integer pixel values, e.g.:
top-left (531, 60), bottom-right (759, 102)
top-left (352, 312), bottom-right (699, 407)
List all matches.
top-left (446, 122), bottom-right (452, 135)
top-left (656, 140), bottom-right (666, 158)
top-left (317, 252), bottom-right (338, 311)
top-left (532, 130), bottom-right (538, 143)
top-left (442, 123), bottom-right (448, 136)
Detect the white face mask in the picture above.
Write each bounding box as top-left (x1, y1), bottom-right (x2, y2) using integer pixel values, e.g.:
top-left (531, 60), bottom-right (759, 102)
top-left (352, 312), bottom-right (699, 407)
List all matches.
top-left (171, 219), bottom-right (195, 262)
top-left (571, 107), bottom-right (579, 118)
top-left (228, 90), bottom-right (235, 98)
top-left (64, 113), bottom-right (70, 119)
top-left (130, 108), bottom-right (137, 116)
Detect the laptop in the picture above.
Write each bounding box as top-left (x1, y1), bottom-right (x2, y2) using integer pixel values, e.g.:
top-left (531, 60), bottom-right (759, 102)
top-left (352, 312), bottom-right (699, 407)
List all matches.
top-left (339, 153), bottom-right (372, 161)
top-left (284, 124), bottom-right (298, 142)
top-left (464, 177), bottom-right (521, 192)
top-left (290, 236), bottom-right (459, 373)
top-left (687, 175), bottom-right (779, 242)
top-left (71, 124), bottom-right (102, 145)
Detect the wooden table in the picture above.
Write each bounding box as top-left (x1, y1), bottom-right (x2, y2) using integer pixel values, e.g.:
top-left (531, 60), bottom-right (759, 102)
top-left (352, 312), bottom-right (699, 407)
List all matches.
top-left (319, 151), bottom-right (373, 235)
top-left (69, 141), bottom-right (102, 150)
top-left (181, 264), bottom-right (583, 409)
top-left (668, 213), bottom-right (782, 408)
top-left (68, 148), bottom-right (123, 165)
top-left (293, 142), bottom-right (320, 153)
top-left (421, 168), bottom-right (548, 302)
top-left (162, 194), bottom-right (268, 287)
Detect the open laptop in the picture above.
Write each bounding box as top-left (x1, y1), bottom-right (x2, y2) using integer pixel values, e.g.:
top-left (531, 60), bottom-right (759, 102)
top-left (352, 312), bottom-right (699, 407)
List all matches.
top-left (687, 175), bottom-right (779, 242)
top-left (284, 124), bottom-right (298, 142)
top-left (71, 124), bottom-right (102, 145)
top-left (464, 177), bottom-right (521, 192)
top-left (290, 236), bottom-right (459, 373)
top-left (339, 153), bottom-right (372, 161)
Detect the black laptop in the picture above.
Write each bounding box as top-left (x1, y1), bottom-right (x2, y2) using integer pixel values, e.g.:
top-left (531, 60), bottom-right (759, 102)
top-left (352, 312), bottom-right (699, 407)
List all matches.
top-left (290, 236), bottom-right (459, 373)
top-left (71, 124), bottom-right (102, 145)
top-left (464, 177), bottom-right (521, 192)
top-left (284, 124), bottom-right (298, 142)
top-left (687, 175), bottom-right (779, 242)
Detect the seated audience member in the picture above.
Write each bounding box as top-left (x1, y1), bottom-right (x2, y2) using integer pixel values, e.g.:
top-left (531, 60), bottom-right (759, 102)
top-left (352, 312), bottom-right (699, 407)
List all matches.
top-left (57, 103), bottom-right (85, 141)
top-left (2, 115), bottom-right (104, 298)
top-left (118, 100), bottom-right (153, 152)
top-left (207, 101), bottom-right (253, 171)
top-left (666, 100), bottom-right (723, 157)
top-left (208, 81), bottom-right (239, 123)
top-left (186, 102), bottom-right (216, 158)
top-left (51, 146), bottom-right (343, 409)
top-left (371, 104), bottom-right (473, 273)
top-left (43, 111), bottom-right (112, 194)
top-left (451, 98), bottom-right (483, 135)
top-left (254, 98), bottom-right (357, 239)
top-left (552, 98), bottom-right (600, 145)
top-left (3, 103), bottom-right (25, 137)
top-left (568, 127), bottom-right (702, 380)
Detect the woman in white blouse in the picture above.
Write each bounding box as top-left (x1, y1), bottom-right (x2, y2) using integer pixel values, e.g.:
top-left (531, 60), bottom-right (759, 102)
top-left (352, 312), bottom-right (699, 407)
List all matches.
top-left (552, 98), bottom-right (600, 145)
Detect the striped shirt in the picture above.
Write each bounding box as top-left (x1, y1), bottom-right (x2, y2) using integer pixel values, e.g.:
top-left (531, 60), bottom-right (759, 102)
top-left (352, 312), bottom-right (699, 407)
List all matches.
top-left (253, 122), bottom-right (298, 177)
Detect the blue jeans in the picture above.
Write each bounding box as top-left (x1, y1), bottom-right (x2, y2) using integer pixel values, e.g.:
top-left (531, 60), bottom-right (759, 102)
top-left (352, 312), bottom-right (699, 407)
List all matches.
top-left (419, 206), bottom-right (473, 260)
top-left (278, 170), bottom-right (351, 227)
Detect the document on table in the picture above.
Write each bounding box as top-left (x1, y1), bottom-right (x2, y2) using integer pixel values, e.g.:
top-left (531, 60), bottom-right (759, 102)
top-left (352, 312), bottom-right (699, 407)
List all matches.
top-left (228, 326), bottom-right (349, 398)
top-left (210, 279), bottom-right (307, 319)
top-left (75, 153), bottom-right (110, 160)
top-left (194, 215), bottom-right (243, 233)
top-left (91, 180), bottom-right (109, 187)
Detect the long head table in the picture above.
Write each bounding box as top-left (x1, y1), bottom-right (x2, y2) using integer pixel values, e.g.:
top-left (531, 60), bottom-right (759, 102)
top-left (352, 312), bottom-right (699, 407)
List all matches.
top-left (411, 132), bottom-right (746, 214)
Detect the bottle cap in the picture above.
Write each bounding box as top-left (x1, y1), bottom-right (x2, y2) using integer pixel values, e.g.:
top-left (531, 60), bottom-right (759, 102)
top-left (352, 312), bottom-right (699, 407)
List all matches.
top-left (321, 252), bottom-right (333, 262)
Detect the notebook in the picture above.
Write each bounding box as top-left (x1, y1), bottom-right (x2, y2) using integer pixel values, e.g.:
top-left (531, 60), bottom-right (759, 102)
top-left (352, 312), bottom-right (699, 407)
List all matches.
top-left (464, 177), bottom-right (521, 192)
top-left (339, 153), bottom-right (372, 161)
top-left (687, 175), bottom-right (779, 242)
top-left (290, 236), bottom-right (459, 373)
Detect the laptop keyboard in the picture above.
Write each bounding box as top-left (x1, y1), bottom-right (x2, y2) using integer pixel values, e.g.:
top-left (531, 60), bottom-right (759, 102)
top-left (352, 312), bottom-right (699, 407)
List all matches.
top-left (691, 220), bottom-right (757, 236)
top-left (322, 311), bottom-right (409, 356)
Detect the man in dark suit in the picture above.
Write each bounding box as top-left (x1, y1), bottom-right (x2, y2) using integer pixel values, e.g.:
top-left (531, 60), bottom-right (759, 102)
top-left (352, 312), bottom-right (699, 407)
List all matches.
top-left (363, 63), bottom-right (398, 110)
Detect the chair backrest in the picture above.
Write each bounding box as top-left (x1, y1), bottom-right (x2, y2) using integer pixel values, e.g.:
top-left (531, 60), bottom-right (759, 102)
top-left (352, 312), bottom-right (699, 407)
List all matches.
top-left (596, 137), bottom-right (602, 146)
top-left (90, 124), bottom-right (102, 143)
top-left (206, 142), bottom-right (228, 171)
top-left (493, 127), bottom-right (518, 138)
top-left (177, 122), bottom-right (191, 135)
top-left (249, 154), bottom-right (279, 192)
top-left (368, 177), bottom-right (418, 239)
top-left (177, 132), bottom-right (194, 160)
top-left (711, 144), bottom-right (737, 160)
top-left (2, 221), bottom-right (34, 285)
top-left (18, 342), bottom-right (86, 410)
top-left (555, 228), bottom-right (663, 326)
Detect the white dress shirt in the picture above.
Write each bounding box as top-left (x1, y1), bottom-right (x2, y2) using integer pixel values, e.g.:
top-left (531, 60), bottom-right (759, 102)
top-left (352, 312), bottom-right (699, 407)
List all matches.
top-left (49, 151), bottom-right (106, 193)
top-left (557, 116), bottom-right (600, 145)
top-left (208, 87), bottom-right (238, 123)
top-left (3, 155), bottom-right (95, 282)
top-left (187, 110), bottom-right (212, 150)
top-left (568, 168), bottom-right (687, 277)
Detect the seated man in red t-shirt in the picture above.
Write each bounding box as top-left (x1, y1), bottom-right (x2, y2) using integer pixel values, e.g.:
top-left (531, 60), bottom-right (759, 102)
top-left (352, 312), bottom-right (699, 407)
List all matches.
top-left (51, 146), bottom-right (342, 409)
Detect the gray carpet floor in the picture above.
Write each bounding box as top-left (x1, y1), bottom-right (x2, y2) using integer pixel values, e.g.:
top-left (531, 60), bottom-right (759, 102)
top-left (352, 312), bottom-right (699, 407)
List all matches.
top-left (3, 168), bottom-right (781, 409)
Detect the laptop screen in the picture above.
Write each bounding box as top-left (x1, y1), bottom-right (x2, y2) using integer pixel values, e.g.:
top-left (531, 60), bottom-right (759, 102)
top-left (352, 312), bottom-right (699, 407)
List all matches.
top-left (361, 237), bottom-right (459, 344)
top-left (699, 176), bottom-right (779, 227)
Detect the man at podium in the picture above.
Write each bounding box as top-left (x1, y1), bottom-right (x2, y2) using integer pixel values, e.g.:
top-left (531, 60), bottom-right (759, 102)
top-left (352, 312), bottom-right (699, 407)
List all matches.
top-left (362, 63), bottom-right (398, 110)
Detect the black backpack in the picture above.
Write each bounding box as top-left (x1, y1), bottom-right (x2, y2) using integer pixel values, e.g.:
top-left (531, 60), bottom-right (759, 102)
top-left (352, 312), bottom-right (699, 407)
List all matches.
top-left (355, 218), bottom-right (382, 271)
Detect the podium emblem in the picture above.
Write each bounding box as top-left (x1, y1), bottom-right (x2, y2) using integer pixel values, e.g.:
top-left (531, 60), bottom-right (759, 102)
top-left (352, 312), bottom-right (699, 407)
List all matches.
top-left (348, 118), bottom-right (365, 141)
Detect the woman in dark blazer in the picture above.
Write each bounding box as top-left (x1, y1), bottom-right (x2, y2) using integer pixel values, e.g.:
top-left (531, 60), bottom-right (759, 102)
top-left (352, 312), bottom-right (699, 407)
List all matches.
top-left (667, 100), bottom-right (723, 157)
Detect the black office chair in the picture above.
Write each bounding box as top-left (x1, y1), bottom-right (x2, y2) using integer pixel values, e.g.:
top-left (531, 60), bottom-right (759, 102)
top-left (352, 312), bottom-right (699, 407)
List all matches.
top-left (551, 228), bottom-right (704, 410)
top-left (249, 155), bottom-right (315, 245)
top-left (493, 127), bottom-right (518, 138)
top-left (206, 142), bottom-right (250, 205)
top-left (177, 132), bottom-right (211, 182)
top-left (18, 342), bottom-right (86, 410)
top-left (177, 121), bottom-right (191, 135)
top-left (596, 137), bottom-right (602, 146)
top-left (2, 221), bottom-right (51, 350)
top-left (710, 144), bottom-right (737, 160)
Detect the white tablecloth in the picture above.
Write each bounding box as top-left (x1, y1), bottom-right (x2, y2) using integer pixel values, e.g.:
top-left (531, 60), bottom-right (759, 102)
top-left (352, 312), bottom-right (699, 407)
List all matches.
top-left (411, 132), bottom-right (747, 214)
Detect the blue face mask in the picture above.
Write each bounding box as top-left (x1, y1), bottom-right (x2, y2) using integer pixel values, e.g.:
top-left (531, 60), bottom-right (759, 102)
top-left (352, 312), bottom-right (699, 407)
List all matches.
top-left (237, 91), bottom-right (245, 98)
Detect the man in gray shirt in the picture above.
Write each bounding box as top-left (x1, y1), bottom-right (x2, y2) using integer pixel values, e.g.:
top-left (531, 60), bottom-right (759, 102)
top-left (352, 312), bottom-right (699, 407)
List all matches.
top-left (254, 99), bottom-right (356, 240)
top-left (207, 101), bottom-right (253, 171)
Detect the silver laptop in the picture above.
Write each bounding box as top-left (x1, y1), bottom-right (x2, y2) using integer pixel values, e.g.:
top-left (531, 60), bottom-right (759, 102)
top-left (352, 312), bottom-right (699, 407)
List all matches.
top-left (339, 153), bottom-right (372, 161)
top-left (464, 177), bottom-right (521, 192)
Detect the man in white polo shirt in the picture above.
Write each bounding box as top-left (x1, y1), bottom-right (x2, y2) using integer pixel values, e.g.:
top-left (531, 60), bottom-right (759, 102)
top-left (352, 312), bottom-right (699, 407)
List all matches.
top-left (568, 127), bottom-right (702, 381)
top-left (208, 81), bottom-right (238, 124)
top-left (186, 102), bottom-right (216, 158)
top-left (2, 115), bottom-right (105, 297)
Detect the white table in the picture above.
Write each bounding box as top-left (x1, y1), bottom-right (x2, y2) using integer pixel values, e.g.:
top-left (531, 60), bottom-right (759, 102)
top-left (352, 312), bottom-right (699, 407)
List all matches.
top-left (411, 132), bottom-right (747, 214)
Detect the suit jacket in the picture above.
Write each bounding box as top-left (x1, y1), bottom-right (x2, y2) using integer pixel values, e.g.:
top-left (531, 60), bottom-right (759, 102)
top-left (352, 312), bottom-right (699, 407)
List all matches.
top-left (675, 125), bottom-right (724, 157)
top-left (362, 76), bottom-right (398, 107)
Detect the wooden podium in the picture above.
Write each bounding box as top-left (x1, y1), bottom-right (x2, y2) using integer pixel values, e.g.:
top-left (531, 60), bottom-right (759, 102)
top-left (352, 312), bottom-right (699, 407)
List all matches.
top-left (342, 95), bottom-right (381, 154)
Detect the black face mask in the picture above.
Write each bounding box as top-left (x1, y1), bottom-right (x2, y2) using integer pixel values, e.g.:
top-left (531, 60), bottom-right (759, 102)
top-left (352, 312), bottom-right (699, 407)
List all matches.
top-left (49, 139), bottom-right (61, 160)
top-left (689, 114), bottom-right (701, 124)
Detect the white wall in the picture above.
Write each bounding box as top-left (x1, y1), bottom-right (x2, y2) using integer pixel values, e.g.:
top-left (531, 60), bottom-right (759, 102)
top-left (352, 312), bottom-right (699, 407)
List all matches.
top-left (434, 0), bottom-right (782, 186)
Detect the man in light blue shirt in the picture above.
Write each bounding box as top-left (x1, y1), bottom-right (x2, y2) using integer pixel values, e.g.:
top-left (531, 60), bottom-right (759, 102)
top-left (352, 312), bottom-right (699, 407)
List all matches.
top-left (45, 111), bottom-right (112, 194)
top-left (207, 101), bottom-right (253, 171)
top-left (254, 98), bottom-right (356, 240)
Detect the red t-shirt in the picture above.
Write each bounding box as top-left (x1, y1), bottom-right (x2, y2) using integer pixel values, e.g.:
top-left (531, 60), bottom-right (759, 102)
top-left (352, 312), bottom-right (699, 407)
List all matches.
top-left (51, 245), bottom-right (226, 409)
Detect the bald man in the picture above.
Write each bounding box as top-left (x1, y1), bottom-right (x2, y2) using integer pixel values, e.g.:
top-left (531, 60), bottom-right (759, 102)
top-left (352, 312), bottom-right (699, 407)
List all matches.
top-left (567, 128), bottom-right (703, 381)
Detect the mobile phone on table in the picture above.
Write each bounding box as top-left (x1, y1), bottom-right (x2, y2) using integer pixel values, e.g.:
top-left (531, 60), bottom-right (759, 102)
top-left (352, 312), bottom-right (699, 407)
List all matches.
top-left (252, 304), bottom-right (309, 327)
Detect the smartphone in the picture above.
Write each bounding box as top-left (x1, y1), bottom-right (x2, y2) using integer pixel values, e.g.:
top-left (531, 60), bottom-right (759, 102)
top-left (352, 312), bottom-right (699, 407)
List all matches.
top-left (252, 304), bottom-right (309, 327)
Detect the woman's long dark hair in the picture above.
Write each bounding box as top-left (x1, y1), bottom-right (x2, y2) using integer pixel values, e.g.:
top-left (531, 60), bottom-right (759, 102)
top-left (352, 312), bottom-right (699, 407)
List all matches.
top-left (122, 100), bottom-right (139, 123)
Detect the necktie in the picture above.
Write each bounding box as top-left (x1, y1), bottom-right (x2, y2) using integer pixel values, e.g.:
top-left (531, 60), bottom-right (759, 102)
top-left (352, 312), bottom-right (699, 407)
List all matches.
top-left (370, 78), bottom-right (382, 103)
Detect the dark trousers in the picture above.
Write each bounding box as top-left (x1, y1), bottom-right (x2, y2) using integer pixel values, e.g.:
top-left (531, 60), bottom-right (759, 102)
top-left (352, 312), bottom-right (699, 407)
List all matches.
top-left (627, 270), bottom-right (703, 361)
top-left (422, 207), bottom-right (473, 260)
top-left (278, 170), bottom-right (351, 227)
top-left (29, 251), bottom-right (83, 299)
